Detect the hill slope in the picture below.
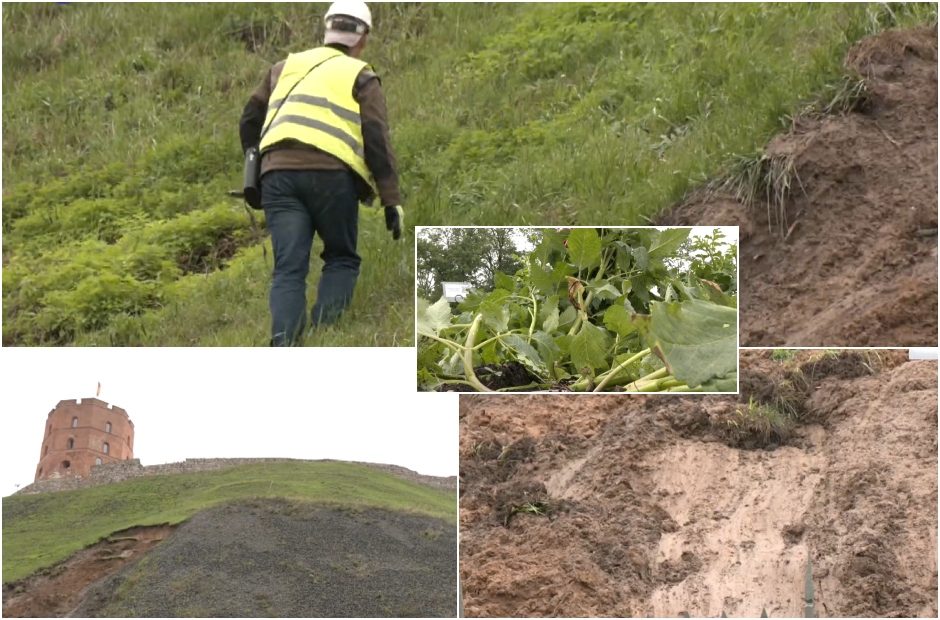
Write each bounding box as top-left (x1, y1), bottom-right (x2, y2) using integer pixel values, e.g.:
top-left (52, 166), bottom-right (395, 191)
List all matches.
top-left (3, 3), bottom-right (935, 345)
top-left (2, 461), bottom-right (456, 584)
top-left (6, 500), bottom-right (456, 617)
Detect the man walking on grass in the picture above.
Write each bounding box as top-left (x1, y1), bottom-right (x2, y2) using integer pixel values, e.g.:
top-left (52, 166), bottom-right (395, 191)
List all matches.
top-left (239, 0), bottom-right (403, 346)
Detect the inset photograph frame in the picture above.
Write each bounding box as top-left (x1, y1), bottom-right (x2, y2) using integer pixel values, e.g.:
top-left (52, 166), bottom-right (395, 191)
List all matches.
top-left (417, 226), bottom-right (739, 394)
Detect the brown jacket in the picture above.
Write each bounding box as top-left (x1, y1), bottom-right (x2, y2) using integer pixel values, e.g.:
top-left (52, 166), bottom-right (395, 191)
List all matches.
top-left (239, 46), bottom-right (401, 206)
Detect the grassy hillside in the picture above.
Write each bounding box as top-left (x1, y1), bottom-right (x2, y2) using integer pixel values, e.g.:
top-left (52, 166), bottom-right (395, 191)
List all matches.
top-left (2, 461), bottom-right (456, 583)
top-left (3, 3), bottom-right (935, 345)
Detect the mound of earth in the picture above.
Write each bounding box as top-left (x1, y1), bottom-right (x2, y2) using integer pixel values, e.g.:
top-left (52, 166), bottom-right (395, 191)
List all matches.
top-left (459, 351), bottom-right (937, 617)
top-left (659, 26), bottom-right (938, 346)
top-left (4, 499), bottom-right (457, 617)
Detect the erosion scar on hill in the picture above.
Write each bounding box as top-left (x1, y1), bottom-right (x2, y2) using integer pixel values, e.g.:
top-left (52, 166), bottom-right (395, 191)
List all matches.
top-left (659, 26), bottom-right (938, 346)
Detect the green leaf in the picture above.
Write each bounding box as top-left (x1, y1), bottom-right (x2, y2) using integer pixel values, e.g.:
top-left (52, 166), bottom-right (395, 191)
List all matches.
top-left (570, 322), bottom-right (610, 371)
top-left (502, 334), bottom-right (548, 379)
top-left (417, 297), bottom-right (452, 335)
top-left (441, 351), bottom-right (464, 377)
top-left (557, 305), bottom-right (577, 330)
top-left (694, 371), bottom-right (738, 392)
top-left (615, 241), bottom-right (634, 273)
top-left (530, 330), bottom-right (560, 366)
top-left (587, 282), bottom-right (620, 301)
top-left (542, 306), bottom-right (560, 332)
top-left (603, 304), bottom-right (637, 337)
top-left (648, 299), bottom-right (737, 389)
top-left (480, 338), bottom-right (500, 365)
top-left (632, 246), bottom-right (649, 272)
top-left (567, 228), bottom-right (602, 270)
top-left (417, 368), bottom-right (442, 391)
top-left (528, 258), bottom-right (571, 296)
top-left (648, 228), bottom-right (691, 260)
top-left (532, 229), bottom-right (567, 264)
top-left (528, 261), bottom-right (556, 296)
top-left (479, 289), bottom-right (511, 332)
top-left (493, 271), bottom-right (515, 292)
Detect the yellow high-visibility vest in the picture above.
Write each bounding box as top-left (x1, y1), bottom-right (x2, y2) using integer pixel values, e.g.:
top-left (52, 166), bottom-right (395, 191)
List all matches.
top-left (259, 47), bottom-right (376, 194)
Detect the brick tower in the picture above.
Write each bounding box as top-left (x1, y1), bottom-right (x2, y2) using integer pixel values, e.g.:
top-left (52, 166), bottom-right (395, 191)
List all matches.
top-left (34, 398), bottom-right (134, 481)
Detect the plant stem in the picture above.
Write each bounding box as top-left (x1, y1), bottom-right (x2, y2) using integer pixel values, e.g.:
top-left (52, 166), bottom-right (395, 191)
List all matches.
top-left (496, 382), bottom-right (541, 392)
top-left (528, 290), bottom-right (538, 338)
top-left (629, 376), bottom-right (683, 392)
top-left (471, 329), bottom-right (527, 351)
top-left (623, 366), bottom-right (669, 391)
top-left (463, 314), bottom-right (492, 392)
top-left (593, 347), bottom-right (651, 392)
top-left (567, 290), bottom-right (595, 336)
top-left (417, 330), bottom-right (464, 354)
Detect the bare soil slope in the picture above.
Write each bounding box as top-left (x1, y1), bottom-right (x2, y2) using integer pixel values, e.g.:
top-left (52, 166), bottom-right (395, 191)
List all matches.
top-left (459, 352), bottom-right (937, 617)
top-left (660, 26), bottom-right (938, 346)
top-left (5, 500), bottom-right (457, 618)
top-left (2, 525), bottom-right (174, 618)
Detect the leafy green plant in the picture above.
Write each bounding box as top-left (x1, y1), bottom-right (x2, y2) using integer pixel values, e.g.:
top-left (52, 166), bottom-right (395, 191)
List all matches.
top-left (771, 349), bottom-right (797, 361)
top-left (417, 228), bottom-right (737, 392)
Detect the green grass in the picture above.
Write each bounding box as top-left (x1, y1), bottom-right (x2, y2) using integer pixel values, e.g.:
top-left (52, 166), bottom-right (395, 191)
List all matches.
top-left (3, 3), bottom-right (936, 344)
top-left (1, 461), bottom-right (455, 583)
top-left (722, 397), bottom-right (797, 447)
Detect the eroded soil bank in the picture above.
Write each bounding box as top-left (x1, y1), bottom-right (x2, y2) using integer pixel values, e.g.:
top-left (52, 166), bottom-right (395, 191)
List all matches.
top-left (459, 351), bottom-right (937, 617)
top-left (2, 524), bottom-right (175, 617)
top-left (660, 26), bottom-right (938, 346)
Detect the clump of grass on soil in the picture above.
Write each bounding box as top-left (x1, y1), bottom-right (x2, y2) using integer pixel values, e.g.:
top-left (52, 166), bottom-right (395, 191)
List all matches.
top-left (719, 397), bottom-right (797, 448)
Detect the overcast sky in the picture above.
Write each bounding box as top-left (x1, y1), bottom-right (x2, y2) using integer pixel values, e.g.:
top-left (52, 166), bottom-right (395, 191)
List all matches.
top-left (2, 348), bottom-right (457, 497)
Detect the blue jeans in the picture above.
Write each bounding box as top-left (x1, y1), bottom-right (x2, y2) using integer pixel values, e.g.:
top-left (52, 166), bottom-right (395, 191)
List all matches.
top-left (262, 170), bottom-right (361, 346)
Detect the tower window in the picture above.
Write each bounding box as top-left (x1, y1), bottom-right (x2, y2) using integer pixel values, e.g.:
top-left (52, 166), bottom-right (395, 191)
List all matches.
top-left (95, 457), bottom-right (102, 466)
top-left (103, 442), bottom-right (110, 455)
top-left (105, 422), bottom-right (112, 433)
top-left (71, 417), bottom-right (78, 428)
top-left (62, 460), bottom-right (71, 469)
top-left (67, 438), bottom-right (74, 449)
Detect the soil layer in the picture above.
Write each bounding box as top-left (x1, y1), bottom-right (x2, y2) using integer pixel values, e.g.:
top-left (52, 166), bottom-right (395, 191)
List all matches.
top-left (659, 26), bottom-right (938, 346)
top-left (459, 351), bottom-right (937, 617)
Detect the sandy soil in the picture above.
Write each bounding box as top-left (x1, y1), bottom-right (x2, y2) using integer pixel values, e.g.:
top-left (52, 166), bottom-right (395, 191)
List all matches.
top-left (459, 351), bottom-right (937, 617)
top-left (659, 26), bottom-right (938, 346)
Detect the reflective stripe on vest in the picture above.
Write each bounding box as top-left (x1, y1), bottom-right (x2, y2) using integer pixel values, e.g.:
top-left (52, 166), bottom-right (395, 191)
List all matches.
top-left (259, 47), bottom-right (375, 193)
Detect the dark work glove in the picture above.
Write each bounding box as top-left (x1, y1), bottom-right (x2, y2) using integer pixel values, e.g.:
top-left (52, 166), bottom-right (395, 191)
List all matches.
top-left (384, 205), bottom-right (404, 241)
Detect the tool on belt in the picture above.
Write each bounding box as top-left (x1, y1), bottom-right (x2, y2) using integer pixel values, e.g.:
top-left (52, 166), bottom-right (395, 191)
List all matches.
top-left (238, 53), bottom-right (344, 209)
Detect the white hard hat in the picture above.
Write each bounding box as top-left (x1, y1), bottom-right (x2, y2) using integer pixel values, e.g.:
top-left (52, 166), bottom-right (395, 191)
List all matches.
top-left (324, 0), bottom-right (372, 31)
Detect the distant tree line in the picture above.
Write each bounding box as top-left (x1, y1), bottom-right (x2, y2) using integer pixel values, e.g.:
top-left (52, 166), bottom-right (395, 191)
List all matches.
top-left (416, 229), bottom-right (530, 300)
